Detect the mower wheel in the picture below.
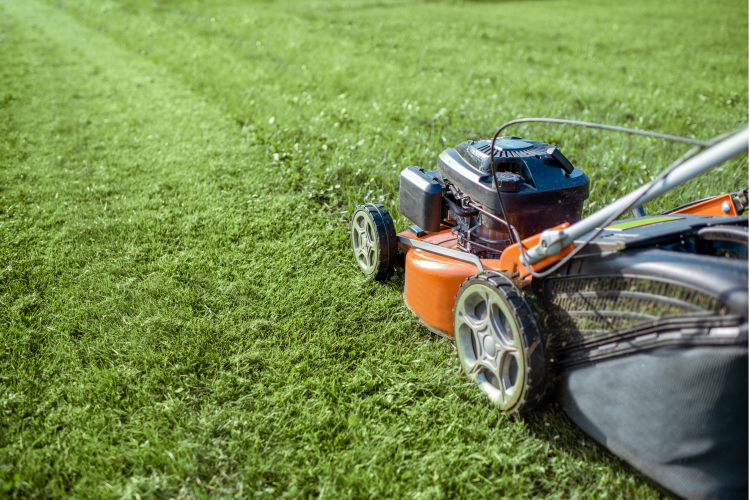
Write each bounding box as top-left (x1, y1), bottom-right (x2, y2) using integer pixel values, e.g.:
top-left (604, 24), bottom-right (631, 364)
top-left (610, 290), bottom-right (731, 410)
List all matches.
top-left (350, 203), bottom-right (398, 281)
top-left (453, 272), bottom-right (551, 415)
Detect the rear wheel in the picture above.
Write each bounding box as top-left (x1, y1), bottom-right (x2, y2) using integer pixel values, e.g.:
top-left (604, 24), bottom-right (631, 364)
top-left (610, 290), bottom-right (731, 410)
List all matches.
top-left (453, 272), bottom-right (550, 415)
top-left (351, 203), bottom-right (398, 281)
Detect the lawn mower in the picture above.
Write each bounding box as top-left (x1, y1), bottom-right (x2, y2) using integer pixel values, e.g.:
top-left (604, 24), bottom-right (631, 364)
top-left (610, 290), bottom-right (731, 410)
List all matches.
top-left (349, 119), bottom-right (748, 500)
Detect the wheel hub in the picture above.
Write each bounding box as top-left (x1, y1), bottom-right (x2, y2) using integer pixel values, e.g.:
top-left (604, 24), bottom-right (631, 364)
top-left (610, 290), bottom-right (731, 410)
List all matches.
top-left (351, 212), bottom-right (377, 274)
top-left (483, 335), bottom-right (497, 357)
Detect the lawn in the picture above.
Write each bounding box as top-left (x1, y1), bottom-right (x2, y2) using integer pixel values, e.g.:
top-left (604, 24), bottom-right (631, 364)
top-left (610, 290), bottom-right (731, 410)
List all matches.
top-left (0, 0), bottom-right (746, 498)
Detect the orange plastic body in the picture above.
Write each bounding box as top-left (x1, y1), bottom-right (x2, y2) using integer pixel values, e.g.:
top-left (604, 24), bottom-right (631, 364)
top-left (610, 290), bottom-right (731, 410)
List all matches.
top-left (401, 229), bottom-right (503, 337)
top-left (670, 194), bottom-right (738, 216)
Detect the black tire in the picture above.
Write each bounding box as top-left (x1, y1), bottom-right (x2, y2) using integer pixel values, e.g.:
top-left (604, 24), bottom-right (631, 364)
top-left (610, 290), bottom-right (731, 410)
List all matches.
top-left (453, 272), bottom-right (552, 415)
top-left (350, 203), bottom-right (398, 281)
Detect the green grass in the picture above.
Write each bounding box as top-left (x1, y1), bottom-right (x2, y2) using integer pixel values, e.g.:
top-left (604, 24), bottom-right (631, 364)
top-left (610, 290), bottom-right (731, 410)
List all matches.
top-left (0, 0), bottom-right (746, 498)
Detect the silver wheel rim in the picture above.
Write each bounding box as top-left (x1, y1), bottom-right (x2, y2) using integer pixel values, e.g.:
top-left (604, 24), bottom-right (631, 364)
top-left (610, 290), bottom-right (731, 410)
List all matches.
top-left (351, 211), bottom-right (378, 275)
top-left (454, 283), bottom-right (526, 411)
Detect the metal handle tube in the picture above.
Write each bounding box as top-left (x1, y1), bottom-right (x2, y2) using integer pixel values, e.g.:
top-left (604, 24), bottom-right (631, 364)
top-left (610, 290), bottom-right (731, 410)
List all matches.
top-left (397, 235), bottom-right (484, 271)
top-left (524, 127), bottom-right (748, 265)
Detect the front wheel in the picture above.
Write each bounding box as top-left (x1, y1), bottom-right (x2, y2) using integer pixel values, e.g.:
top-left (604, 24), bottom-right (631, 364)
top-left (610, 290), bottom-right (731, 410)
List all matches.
top-left (350, 203), bottom-right (398, 281)
top-left (453, 272), bottom-right (551, 415)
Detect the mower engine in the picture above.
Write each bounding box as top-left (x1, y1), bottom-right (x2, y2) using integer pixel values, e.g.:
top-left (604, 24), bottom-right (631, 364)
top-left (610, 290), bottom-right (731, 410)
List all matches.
top-left (399, 137), bottom-right (590, 258)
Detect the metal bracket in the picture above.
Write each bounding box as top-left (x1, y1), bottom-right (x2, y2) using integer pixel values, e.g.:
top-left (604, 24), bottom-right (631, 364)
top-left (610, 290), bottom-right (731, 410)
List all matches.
top-left (406, 224), bottom-right (427, 237)
top-left (397, 235), bottom-right (484, 272)
top-left (631, 206), bottom-right (646, 218)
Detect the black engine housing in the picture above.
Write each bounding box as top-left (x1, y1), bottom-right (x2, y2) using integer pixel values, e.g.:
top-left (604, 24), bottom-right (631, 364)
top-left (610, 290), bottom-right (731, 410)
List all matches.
top-left (437, 137), bottom-right (590, 238)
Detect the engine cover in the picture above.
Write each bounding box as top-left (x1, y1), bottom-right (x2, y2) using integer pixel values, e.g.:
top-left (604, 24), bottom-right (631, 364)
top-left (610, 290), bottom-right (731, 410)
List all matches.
top-left (437, 137), bottom-right (590, 238)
